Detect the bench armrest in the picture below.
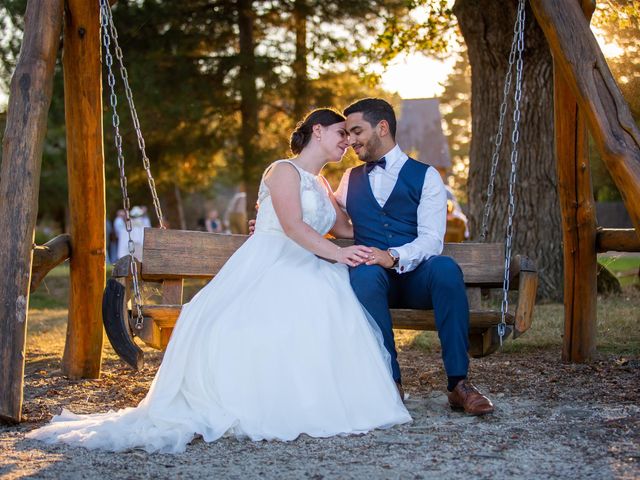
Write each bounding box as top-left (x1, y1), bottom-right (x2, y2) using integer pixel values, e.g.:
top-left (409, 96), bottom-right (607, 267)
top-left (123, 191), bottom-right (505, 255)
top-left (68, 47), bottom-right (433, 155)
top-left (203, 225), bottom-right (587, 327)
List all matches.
top-left (510, 255), bottom-right (538, 338)
top-left (111, 255), bottom-right (140, 278)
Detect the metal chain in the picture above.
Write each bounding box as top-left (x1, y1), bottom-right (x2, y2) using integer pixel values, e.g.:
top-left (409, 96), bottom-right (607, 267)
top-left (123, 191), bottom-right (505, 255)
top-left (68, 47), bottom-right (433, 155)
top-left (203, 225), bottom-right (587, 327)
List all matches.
top-left (498, 0), bottom-right (526, 344)
top-left (479, 0), bottom-right (524, 242)
top-left (99, 0), bottom-right (144, 330)
top-left (103, 5), bottom-right (165, 228)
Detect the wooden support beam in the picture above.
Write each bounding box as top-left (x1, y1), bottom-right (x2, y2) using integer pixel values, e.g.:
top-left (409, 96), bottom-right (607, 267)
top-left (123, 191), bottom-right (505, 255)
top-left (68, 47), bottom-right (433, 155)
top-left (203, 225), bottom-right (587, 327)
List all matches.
top-left (551, 1), bottom-right (597, 363)
top-left (30, 234), bottom-right (72, 292)
top-left (0, 0), bottom-right (63, 424)
top-left (596, 228), bottom-right (640, 253)
top-left (61, 0), bottom-right (106, 379)
top-left (531, 0), bottom-right (640, 240)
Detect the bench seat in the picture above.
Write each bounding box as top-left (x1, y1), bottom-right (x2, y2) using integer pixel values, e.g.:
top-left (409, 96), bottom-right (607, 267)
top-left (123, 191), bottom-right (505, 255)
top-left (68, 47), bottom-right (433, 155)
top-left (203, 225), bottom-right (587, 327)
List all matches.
top-left (103, 228), bottom-right (538, 369)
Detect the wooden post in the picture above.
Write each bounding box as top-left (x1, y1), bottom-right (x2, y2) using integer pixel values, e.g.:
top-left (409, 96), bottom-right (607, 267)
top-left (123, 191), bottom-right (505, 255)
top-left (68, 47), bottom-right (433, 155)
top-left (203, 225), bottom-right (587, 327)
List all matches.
top-left (0, 0), bottom-right (63, 423)
top-left (554, 1), bottom-right (597, 362)
top-left (531, 0), bottom-right (640, 237)
top-left (61, 0), bottom-right (106, 378)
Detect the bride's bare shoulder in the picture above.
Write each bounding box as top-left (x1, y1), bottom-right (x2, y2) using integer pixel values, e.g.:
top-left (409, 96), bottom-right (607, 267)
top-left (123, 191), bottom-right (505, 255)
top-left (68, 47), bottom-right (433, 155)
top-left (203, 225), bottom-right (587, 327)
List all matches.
top-left (264, 160), bottom-right (301, 187)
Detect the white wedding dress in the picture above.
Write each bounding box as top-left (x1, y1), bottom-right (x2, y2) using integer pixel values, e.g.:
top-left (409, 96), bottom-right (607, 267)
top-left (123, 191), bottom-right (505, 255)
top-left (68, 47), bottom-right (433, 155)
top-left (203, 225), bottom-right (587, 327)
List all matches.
top-left (26, 160), bottom-right (411, 453)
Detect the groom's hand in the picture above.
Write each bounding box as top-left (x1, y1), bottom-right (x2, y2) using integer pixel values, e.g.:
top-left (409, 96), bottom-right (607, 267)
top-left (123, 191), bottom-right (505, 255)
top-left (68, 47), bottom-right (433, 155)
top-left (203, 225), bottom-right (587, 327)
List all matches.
top-left (364, 247), bottom-right (395, 269)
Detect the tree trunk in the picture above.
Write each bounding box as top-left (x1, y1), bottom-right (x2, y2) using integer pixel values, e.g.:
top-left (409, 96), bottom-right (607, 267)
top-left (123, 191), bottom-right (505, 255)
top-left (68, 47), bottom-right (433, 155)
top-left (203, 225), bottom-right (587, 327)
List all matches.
top-left (158, 187), bottom-right (181, 230)
top-left (174, 183), bottom-right (186, 230)
top-left (454, 0), bottom-right (563, 300)
top-left (0, 0), bottom-right (64, 423)
top-left (292, 0), bottom-right (309, 121)
top-left (237, 0), bottom-right (260, 221)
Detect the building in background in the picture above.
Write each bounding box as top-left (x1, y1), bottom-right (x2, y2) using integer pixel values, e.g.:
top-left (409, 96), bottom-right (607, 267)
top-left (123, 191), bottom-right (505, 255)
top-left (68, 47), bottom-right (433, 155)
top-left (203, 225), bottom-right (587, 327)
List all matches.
top-left (396, 98), bottom-right (451, 172)
top-left (396, 98), bottom-right (468, 242)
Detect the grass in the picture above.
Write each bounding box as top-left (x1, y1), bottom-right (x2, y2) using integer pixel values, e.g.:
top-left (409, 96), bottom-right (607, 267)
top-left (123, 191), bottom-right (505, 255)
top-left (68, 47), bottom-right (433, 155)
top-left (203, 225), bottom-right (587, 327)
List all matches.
top-left (28, 264), bottom-right (70, 309)
top-left (598, 253), bottom-right (640, 287)
top-left (28, 265), bottom-right (640, 357)
top-left (399, 288), bottom-right (640, 356)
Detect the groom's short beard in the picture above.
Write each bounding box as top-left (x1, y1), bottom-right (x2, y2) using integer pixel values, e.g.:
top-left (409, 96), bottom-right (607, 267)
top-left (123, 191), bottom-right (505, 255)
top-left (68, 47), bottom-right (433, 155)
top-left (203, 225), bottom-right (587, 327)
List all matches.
top-left (362, 133), bottom-right (383, 162)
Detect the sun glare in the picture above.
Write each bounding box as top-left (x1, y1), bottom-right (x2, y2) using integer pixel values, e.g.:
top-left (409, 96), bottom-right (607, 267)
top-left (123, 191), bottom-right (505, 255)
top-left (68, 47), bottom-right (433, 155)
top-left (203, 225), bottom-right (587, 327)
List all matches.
top-left (381, 53), bottom-right (457, 99)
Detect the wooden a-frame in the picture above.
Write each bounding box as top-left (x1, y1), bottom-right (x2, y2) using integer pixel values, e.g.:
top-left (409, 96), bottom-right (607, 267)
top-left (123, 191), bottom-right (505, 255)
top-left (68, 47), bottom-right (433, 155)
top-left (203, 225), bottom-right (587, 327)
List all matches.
top-left (1, 0), bottom-right (639, 423)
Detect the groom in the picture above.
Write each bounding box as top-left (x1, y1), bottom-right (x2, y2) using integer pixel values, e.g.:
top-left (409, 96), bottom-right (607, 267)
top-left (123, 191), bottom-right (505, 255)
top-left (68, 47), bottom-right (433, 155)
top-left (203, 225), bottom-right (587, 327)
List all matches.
top-left (334, 98), bottom-right (494, 415)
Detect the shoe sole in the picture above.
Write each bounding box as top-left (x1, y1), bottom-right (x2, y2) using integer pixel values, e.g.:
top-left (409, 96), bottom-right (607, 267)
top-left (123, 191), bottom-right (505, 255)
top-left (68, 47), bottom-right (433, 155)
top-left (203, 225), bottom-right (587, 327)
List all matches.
top-left (449, 403), bottom-right (494, 415)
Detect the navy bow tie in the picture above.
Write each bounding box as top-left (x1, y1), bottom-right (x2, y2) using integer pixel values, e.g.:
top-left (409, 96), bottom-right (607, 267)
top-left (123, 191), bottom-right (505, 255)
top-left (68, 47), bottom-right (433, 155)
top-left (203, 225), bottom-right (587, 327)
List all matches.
top-left (365, 157), bottom-right (386, 173)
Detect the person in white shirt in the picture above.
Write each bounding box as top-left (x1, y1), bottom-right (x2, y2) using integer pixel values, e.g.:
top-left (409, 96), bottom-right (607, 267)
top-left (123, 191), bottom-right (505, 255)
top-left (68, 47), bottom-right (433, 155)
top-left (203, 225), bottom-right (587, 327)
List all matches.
top-left (113, 209), bottom-right (128, 260)
top-left (337, 98), bottom-right (493, 416)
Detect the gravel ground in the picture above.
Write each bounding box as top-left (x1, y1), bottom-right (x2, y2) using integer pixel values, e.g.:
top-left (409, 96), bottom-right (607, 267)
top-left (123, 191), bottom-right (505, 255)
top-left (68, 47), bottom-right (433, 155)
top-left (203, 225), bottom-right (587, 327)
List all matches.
top-left (1, 347), bottom-right (638, 480)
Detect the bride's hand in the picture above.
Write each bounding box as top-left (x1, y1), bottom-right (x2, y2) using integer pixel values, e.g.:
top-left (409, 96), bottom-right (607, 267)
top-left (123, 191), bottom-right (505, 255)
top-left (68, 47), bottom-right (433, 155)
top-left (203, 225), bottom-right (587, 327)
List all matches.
top-left (336, 245), bottom-right (372, 267)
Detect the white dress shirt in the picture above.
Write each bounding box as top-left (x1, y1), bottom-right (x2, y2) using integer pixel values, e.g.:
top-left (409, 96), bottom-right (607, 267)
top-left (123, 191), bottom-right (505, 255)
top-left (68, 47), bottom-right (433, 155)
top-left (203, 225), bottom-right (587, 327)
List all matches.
top-left (334, 144), bottom-right (447, 274)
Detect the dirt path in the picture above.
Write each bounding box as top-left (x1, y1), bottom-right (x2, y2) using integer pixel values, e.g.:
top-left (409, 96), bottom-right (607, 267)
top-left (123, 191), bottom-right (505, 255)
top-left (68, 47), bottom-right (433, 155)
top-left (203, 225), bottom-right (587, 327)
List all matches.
top-left (1, 347), bottom-right (638, 479)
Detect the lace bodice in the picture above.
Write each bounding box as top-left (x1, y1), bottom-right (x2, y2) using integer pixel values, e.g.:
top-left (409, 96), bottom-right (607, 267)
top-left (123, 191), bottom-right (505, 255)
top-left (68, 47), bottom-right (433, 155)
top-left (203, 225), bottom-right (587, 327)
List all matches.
top-left (255, 160), bottom-right (336, 236)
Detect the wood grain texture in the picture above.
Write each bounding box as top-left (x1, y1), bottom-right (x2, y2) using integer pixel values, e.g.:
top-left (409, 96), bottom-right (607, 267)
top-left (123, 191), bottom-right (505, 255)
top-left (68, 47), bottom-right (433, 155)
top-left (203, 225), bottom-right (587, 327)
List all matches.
top-left (542, 0), bottom-right (597, 362)
top-left (61, 0), bottom-right (106, 379)
top-left (531, 0), bottom-right (640, 238)
top-left (109, 230), bottom-right (536, 352)
top-left (0, 0), bottom-right (64, 424)
top-left (596, 228), bottom-right (640, 253)
top-left (142, 305), bottom-right (516, 331)
top-left (140, 229), bottom-right (507, 285)
top-left (31, 234), bottom-right (71, 292)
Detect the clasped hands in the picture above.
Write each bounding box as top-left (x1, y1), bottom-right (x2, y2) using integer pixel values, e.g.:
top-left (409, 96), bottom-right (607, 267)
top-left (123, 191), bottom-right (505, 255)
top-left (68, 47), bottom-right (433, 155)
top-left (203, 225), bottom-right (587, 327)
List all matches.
top-left (247, 219), bottom-right (395, 269)
top-left (337, 246), bottom-right (395, 269)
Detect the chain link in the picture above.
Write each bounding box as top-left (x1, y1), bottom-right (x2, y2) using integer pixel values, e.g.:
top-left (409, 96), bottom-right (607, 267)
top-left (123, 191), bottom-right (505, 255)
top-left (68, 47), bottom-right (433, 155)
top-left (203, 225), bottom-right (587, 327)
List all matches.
top-left (497, 0), bottom-right (526, 344)
top-left (100, 0), bottom-right (161, 330)
top-left (479, 1), bottom-right (523, 241)
top-left (105, 12), bottom-right (165, 227)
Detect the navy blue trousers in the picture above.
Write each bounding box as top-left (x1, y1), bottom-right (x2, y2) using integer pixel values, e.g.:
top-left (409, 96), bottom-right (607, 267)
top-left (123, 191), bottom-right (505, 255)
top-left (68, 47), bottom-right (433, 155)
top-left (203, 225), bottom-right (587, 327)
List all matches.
top-left (349, 255), bottom-right (470, 383)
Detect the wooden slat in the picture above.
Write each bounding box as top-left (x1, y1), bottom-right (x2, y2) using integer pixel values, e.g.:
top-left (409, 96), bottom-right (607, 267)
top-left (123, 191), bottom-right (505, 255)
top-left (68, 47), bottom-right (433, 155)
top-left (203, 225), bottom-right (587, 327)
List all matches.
top-left (141, 230), bottom-right (249, 280)
top-left (142, 304), bottom-right (515, 330)
top-left (391, 309), bottom-right (514, 330)
top-left (141, 228), bottom-right (506, 285)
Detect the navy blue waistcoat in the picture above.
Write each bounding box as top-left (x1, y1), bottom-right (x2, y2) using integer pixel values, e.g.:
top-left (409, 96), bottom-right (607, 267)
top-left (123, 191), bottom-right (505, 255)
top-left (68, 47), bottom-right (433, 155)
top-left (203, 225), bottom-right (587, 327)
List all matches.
top-left (346, 158), bottom-right (429, 250)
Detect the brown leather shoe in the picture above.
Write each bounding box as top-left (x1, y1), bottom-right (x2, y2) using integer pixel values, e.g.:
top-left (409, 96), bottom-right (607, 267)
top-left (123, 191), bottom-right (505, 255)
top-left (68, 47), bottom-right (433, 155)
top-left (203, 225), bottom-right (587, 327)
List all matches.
top-left (447, 380), bottom-right (494, 415)
top-left (395, 382), bottom-right (405, 402)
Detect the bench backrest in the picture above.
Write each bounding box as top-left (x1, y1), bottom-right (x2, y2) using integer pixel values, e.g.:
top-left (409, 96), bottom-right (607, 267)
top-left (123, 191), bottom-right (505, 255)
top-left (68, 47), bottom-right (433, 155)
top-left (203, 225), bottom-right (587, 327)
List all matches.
top-left (140, 228), bottom-right (506, 286)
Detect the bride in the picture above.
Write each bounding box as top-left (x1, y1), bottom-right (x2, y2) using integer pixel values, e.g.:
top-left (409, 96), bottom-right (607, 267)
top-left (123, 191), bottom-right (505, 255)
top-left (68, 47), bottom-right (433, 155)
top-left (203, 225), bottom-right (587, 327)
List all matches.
top-left (26, 108), bottom-right (411, 453)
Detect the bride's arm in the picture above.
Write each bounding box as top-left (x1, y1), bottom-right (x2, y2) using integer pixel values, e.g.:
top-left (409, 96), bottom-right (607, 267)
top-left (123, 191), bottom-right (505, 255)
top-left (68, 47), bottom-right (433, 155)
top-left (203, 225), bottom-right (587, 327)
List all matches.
top-left (265, 163), bottom-right (370, 266)
top-left (320, 176), bottom-right (353, 239)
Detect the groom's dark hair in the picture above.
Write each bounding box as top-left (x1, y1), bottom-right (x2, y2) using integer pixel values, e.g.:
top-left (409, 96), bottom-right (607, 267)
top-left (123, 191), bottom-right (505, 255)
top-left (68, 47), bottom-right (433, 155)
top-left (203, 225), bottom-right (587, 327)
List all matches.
top-left (343, 98), bottom-right (397, 140)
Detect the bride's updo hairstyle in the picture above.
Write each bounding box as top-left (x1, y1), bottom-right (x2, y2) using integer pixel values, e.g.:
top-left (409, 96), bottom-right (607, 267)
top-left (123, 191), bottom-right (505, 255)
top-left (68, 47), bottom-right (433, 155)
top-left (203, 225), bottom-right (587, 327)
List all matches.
top-left (290, 108), bottom-right (345, 155)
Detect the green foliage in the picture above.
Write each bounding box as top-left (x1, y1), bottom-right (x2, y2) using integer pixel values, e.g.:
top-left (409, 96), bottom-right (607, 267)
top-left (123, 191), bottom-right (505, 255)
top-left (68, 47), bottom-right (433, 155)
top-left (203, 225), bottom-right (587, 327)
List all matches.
top-left (370, 0), bottom-right (454, 67)
top-left (1, 0), bottom-right (459, 228)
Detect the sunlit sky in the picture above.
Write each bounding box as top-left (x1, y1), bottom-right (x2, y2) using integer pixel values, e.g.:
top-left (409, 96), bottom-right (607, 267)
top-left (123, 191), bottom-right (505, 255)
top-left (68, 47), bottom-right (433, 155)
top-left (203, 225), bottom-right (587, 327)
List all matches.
top-left (0, 57), bottom-right (449, 108)
top-left (381, 53), bottom-right (457, 99)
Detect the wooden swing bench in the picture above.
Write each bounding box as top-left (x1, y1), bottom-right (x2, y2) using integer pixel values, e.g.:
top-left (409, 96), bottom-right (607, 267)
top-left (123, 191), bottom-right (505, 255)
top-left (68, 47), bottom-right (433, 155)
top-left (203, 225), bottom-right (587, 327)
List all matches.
top-left (103, 228), bottom-right (538, 370)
